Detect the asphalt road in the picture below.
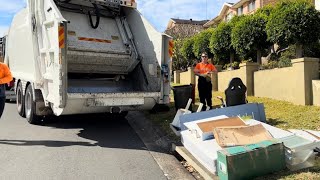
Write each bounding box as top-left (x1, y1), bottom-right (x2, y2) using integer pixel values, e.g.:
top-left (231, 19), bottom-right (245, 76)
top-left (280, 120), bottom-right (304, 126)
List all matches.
top-left (0, 102), bottom-right (167, 180)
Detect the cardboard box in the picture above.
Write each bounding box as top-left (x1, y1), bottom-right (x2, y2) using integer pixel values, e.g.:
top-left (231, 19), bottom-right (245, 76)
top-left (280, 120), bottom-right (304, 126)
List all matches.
top-left (217, 140), bottom-right (286, 180)
top-left (213, 124), bottom-right (273, 147)
top-left (195, 117), bottom-right (247, 141)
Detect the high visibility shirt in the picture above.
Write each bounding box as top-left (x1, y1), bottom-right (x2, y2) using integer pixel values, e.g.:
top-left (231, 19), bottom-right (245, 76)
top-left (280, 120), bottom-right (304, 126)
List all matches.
top-left (194, 62), bottom-right (216, 75)
top-left (0, 63), bottom-right (13, 84)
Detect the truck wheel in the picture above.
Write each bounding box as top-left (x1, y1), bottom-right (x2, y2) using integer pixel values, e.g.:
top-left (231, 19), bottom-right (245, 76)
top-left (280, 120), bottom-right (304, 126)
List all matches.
top-left (16, 82), bottom-right (25, 117)
top-left (120, 111), bottom-right (128, 117)
top-left (25, 85), bottom-right (41, 124)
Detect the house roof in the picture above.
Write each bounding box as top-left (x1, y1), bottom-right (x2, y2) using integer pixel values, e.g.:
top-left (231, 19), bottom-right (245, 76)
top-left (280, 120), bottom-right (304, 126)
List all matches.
top-left (167, 18), bottom-right (209, 30)
top-left (171, 18), bottom-right (209, 25)
top-left (203, 2), bottom-right (234, 27)
top-left (232, 0), bottom-right (250, 8)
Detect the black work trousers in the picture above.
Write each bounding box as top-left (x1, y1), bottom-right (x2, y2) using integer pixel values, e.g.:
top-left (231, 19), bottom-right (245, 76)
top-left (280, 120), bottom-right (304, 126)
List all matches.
top-left (0, 84), bottom-right (5, 118)
top-left (198, 76), bottom-right (212, 111)
top-left (0, 96), bottom-right (5, 118)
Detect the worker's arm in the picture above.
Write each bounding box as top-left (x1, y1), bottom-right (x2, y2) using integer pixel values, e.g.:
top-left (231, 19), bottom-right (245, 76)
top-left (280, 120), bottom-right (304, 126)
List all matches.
top-left (194, 68), bottom-right (202, 76)
top-left (0, 64), bottom-right (13, 84)
top-left (194, 71), bottom-right (206, 77)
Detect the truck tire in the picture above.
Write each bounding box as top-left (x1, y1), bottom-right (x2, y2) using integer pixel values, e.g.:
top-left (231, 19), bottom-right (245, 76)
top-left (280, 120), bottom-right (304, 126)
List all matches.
top-left (25, 85), bottom-right (41, 124)
top-left (16, 82), bottom-right (25, 117)
top-left (120, 111), bottom-right (128, 117)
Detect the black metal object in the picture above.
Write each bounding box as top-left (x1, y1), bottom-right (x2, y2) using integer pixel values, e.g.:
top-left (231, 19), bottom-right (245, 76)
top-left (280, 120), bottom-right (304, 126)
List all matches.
top-left (88, 3), bottom-right (101, 29)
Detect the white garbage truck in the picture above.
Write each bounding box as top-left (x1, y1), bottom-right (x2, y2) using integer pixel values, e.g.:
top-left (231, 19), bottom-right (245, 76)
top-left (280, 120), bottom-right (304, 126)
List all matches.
top-left (1, 34), bottom-right (16, 101)
top-left (5, 0), bottom-right (172, 124)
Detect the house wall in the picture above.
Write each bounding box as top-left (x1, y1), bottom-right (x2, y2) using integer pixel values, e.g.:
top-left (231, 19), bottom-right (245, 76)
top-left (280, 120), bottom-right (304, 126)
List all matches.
top-left (315, 0), bottom-right (320, 11)
top-left (242, 2), bottom-right (250, 14)
top-left (312, 80), bottom-right (320, 106)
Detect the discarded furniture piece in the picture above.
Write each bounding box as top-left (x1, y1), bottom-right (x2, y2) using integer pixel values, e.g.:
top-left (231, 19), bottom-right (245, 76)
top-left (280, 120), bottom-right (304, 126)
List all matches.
top-left (217, 77), bottom-right (247, 107)
top-left (180, 130), bottom-right (222, 175)
top-left (217, 140), bottom-right (286, 180)
top-left (280, 130), bottom-right (320, 171)
top-left (175, 114), bottom-right (320, 179)
top-left (177, 118), bottom-right (292, 175)
top-left (171, 99), bottom-right (211, 136)
top-left (172, 144), bottom-right (217, 180)
top-left (178, 103), bottom-right (267, 131)
top-left (213, 124), bottom-right (273, 147)
top-left (288, 129), bottom-right (320, 141)
top-left (170, 98), bottom-right (192, 135)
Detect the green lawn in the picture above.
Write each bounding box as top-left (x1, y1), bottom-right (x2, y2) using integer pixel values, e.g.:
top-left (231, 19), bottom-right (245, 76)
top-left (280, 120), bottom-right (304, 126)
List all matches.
top-left (145, 89), bottom-right (320, 179)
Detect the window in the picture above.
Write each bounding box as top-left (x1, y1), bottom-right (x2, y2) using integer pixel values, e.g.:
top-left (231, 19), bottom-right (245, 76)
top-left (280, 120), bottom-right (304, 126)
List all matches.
top-left (225, 13), bottom-right (233, 22)
top-left (249, 0), bottom-right (255, 12)
top-left (238, 6), bottom-right (243, 15)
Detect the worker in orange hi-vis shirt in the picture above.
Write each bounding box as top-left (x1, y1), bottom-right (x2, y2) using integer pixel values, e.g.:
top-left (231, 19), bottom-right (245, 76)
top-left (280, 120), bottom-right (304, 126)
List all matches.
top-left (194, 52), bottom-right (217, 111)
top-left (0, 63), bottom-right (13, 118)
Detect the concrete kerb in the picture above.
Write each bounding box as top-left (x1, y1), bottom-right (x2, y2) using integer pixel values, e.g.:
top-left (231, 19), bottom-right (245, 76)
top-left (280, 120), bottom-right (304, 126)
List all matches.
top-left (126, 111), bottom-right (194, 180)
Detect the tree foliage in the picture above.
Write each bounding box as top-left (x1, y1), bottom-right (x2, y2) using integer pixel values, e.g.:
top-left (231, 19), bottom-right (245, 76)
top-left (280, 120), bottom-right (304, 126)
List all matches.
top-left (192, 28), bottom-right (214, 59)
top-left (209, 22), bottom-right (232, 64)
top-left (231, 13), bottom-right (271, 62)
top-left (266, 0), bottom-right (320, 49)
top-left (181, 37), bottom-right (196, 61)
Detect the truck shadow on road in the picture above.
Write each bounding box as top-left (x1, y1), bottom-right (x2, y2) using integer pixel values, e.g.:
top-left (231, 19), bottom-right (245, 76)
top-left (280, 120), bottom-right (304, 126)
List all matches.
top-left (0, 113), bottom-right (149, 151)
top-left (21, 113), bottom-right (149, 151)
top-left (0, 139), bottom-right (96, 147)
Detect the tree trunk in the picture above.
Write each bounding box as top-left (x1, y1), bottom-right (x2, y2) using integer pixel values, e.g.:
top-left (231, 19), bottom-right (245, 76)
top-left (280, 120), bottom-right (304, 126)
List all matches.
top-left (257, 49), bottom-right (262, 65)
top-left (296, 44), bottom-right (304, 58)
top-left (230, 51), bottom-right (234, 70)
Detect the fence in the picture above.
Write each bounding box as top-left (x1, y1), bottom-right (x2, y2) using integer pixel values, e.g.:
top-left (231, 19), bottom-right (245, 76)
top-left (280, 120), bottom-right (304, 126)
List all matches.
top-left (173, 58), bottom-right (320, 106)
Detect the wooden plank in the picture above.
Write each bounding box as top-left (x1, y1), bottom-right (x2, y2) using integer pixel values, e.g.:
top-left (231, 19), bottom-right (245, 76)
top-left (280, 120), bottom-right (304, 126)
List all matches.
top-left (172, 144), bottom-right (218, 180)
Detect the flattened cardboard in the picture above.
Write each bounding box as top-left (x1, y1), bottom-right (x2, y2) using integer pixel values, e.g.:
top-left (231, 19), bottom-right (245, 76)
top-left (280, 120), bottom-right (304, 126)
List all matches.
top-left (197, 117), bottom-right (246, 133)
top-left (213, 124), bottom-right (273, 147)
top-left (245, 120), bottom-right (293, 139)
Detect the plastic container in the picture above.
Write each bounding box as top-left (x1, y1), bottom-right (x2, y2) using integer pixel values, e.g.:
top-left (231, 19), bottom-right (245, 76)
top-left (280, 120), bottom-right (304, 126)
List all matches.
top-left (172, 84), bottom-right (193, 111)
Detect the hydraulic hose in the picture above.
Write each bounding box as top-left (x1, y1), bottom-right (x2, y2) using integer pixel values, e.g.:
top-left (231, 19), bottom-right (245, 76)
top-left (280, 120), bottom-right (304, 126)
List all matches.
top-left (57, 0), bottom-right (72, 3)
top-left (88, 3), bottom-right (100, 29)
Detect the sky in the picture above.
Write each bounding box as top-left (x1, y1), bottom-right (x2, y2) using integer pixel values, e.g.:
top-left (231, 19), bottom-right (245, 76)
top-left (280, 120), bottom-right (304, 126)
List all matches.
top-left (0, 0), bottom-right (237, 36)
